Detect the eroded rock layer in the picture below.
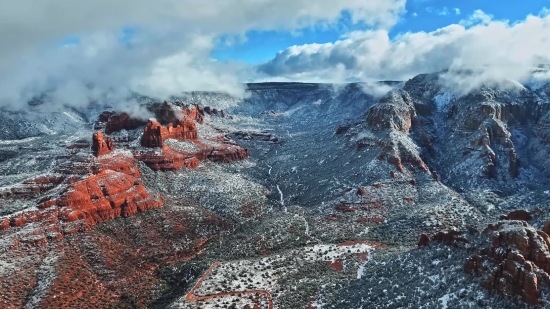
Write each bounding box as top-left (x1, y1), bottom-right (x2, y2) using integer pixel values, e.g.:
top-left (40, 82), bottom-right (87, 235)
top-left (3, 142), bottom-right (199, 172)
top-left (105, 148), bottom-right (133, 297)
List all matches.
top-left (0, 154), bottom-right (163, 241)
top-left (464, 221), bottom-right (550, 305)
top-left (141, 118), bottom-right (198, 148)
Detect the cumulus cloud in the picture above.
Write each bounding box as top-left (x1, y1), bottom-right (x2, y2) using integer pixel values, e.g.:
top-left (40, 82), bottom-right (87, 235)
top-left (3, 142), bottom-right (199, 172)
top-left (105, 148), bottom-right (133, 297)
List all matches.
top-left (258, 9), bottom-right (550, 92)
top-left (0, 0), bottom-right (407, 112)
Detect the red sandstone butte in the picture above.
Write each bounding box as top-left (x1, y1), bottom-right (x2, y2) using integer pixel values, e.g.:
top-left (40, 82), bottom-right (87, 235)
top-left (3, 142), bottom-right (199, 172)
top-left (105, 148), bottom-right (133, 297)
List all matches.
top-left (141, 118), bottom-right (198, 148)
top-left (92, 132), bottom-right (114, 157)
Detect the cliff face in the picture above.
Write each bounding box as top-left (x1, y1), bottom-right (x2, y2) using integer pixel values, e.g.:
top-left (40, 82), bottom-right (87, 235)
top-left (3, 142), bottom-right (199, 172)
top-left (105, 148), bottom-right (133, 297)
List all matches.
top-left (465, 220), bottom-right (550, 305)
top-left (141, 118), bottom-right (198, 148)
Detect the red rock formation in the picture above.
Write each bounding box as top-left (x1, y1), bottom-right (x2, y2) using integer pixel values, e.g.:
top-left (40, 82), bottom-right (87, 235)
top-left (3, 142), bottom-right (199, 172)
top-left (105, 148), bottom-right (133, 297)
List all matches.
top-left (147, 102), bottom-right (204, 125)
top-left (134, 146), bottom-right (200, 171)
top-left (356, 217), bottom-right (384, 224)
top-left (357, 187), bottom-right (366, 196)
top-left (207, 143), bottom-right (250, 163)
top-left (327, 260), bottom-right (344, 272)
top-left (0, 202), bottom-right (231, 308)
top-left (55, 171), bottom-right (163, 226)
top-left (418, 233), bottom-right (430, 247)
top-left (101, 112), bottom-right (147, 134)
top-left (465, 221), bottom-right (550, 305)
top-left (141, 118), bottom-right (198, 148)
top-left (1, 155), bottom-right (163, 238)
top-left (335, 203), bottom-right (358, 213)
top-left (92, 132), bottom-right (114, 157)
top-left (0, 176), bottom-right (65, 199)
top-left (136, 137), bottom-right (249, 171)
top-left (180, 106), bottom-right (204, 124)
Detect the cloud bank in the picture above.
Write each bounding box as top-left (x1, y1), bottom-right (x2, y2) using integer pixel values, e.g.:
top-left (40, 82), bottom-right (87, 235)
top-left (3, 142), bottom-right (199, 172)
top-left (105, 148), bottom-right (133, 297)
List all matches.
top-left (2, 1), bottom-right (550, 113)
top-left (258, 9), bottom-right (550, 91)
top-left (0, 0), bottom-right (406, 111)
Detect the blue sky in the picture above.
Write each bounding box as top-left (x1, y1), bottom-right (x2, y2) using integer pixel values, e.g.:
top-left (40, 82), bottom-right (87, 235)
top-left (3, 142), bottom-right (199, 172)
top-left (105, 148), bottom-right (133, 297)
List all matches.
top-left (212, 0), bottom-right (550, 64)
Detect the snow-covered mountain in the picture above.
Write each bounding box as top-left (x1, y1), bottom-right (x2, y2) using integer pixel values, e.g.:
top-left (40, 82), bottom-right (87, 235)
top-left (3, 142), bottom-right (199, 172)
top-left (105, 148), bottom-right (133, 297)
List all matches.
top-left (1, 72), bottom-right (550, 308)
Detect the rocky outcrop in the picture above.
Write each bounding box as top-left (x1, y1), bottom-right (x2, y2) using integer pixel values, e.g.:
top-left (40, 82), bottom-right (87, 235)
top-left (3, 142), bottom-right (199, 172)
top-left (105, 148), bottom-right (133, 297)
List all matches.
top-left (0, 155), bottom-right (163, 237)
top-left (147, 102), bottom-right (204, 125)
top-left (99, 112), bottom-right (147, 134)
top-left (465, 221), bottom-right (550, 305)
top-left (92, 132), bottom-right (114, 157)
top-left (141, 118), bottom-right (198, 148)
top-left (366, 90), bottom-right (416, 133)
top-left (135, 138), bottom-right (249, 171)
top-left (180, 105), bottom-right (205, 124)
top-left (500, 209), bottom-right (532, 221)
top-left (233, 130), bottom-right (282, 144)
top-left (134, 146), bottom-right (200, 171)
top-left (207, 143), bottom-right (250, 163)
top-left (0, 176), bottom-right (65, 199)
top-left (418, 233), bottom-right (430, 247)
top-left (202, 106), bottom-right (227, 118)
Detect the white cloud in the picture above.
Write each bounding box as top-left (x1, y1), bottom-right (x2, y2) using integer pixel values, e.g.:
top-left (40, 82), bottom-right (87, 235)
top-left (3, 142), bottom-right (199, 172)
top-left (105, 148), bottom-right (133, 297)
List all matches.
top-left (257, 9), bottom-right (550, 92)
top-left (460, 10), bottom-right (494, 26)
top-left (0, 0), bottom-right (407, 112)
top-left (454, 8), bottom-right (461, 15)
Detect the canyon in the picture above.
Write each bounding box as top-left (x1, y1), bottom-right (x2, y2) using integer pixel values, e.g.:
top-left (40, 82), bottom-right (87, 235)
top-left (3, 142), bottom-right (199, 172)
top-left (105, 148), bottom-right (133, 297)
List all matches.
top-left (1, 72), bottom-right (550, 308)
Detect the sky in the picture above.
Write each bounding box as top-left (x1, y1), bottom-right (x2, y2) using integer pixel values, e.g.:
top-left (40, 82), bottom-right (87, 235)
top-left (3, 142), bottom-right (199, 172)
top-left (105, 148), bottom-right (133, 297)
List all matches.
top-left (212, 0), bottom-right (550, 65)
top-left (0, 0), bottom-right (550, 111)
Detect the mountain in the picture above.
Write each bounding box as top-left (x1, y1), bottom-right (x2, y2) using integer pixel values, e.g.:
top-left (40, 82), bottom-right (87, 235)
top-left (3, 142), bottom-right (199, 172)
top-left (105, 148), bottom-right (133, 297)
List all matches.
top-left (1, 72), bottom-right (550, 308)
